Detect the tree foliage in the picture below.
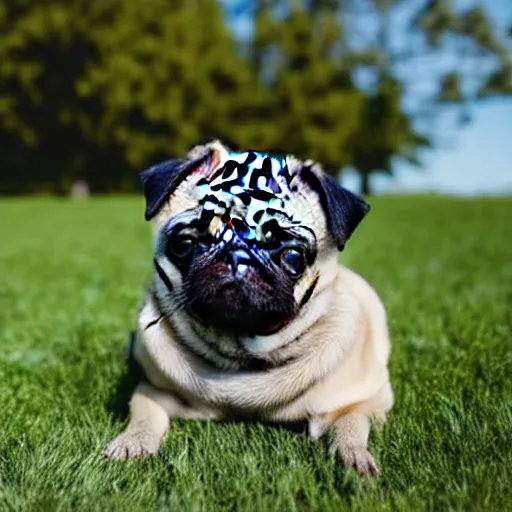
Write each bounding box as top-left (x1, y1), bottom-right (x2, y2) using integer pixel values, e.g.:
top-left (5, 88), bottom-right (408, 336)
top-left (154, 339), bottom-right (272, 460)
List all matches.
top-left (0, 0), bottom-right (253, 193)
top-left (235, 0), bottom-right (512, 192)
top-left (0, 0), bottom-right (511, 194)
top-left (250, 7), bottom-right (365, 169)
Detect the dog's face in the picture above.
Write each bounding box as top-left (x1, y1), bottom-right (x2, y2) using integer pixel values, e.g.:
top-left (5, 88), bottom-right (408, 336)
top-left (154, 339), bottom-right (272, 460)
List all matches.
top-left (141, 141), bottom-right (369, 338)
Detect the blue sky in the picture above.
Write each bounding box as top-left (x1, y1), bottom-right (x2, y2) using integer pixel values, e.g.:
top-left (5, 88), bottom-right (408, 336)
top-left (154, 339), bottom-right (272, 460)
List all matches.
top-left (226, 0), bottom-right (511, 196)
top-left (345, 0), bottom-right (512, 195)
top-left (342, 99), bottom-right (512, 195)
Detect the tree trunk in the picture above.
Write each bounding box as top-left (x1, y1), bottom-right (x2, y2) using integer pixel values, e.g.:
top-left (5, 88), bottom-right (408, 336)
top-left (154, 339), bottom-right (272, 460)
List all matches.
top-left (361, 172), bottom-right (371, 196)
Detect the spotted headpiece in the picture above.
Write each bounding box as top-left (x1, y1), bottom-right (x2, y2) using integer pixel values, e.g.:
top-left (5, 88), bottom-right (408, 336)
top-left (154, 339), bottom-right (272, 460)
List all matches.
top-left (140, 142), bottom-right (370, 251)
top-left (194, 150), bottom-right (312, 247)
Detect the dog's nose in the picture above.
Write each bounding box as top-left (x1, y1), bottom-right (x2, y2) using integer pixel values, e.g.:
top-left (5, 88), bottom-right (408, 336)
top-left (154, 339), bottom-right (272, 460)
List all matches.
top-left (227, 249), bottom-right (252, 276)
top-left (229, 249), bottom-right (252, 267)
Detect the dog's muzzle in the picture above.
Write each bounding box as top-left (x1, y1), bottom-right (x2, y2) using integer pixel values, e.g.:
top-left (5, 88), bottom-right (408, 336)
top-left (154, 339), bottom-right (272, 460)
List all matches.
top-left (226, 248), bottom-right (253, 278)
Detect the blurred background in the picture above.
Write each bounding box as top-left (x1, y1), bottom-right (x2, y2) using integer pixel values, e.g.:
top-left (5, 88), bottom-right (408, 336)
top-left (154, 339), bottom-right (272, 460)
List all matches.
top-left (0, 0), bottom-right (511, 197)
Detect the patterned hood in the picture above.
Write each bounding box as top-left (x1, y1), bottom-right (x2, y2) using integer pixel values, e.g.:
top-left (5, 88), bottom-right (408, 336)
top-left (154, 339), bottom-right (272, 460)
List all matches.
top-left (195, 150), bottom-right (311, 247)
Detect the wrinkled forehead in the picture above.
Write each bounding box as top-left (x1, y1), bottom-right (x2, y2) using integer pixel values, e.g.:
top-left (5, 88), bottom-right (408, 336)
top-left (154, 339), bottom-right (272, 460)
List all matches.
top-left (155, 147), bottom-right (328, 246)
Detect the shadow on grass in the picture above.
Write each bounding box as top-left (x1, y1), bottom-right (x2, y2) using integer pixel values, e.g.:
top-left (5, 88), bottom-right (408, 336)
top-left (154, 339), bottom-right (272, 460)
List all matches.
top-left (105, 331), bottom-right (142, 423)
top-left (214, 417), bottom-right (362, 497)
top-left (218, 412), bottom-right (310, 435)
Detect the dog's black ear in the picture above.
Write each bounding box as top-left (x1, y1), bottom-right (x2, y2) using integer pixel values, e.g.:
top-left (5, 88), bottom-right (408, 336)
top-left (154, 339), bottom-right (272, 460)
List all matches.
top-left (300, 165), bottom-right (370, 250)
top-left (140, 154), bottom-right (208, 220)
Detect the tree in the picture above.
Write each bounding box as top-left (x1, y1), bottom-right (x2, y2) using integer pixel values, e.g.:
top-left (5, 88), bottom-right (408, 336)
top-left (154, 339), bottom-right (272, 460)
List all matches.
top-left (346, 76), bottom-right (430, 195)
top-left (1, 0), bottom-right (510, 195)
top-left (0, 1), bottom-right (103, 193)
top-left (227, 0), bottom-right (512, 194)
top-left (250, 6), bottom-right (365, 171)
top-left (76, 0), bottom-right (254, 170)
top-left (0, 0), bottom-right (252, 193)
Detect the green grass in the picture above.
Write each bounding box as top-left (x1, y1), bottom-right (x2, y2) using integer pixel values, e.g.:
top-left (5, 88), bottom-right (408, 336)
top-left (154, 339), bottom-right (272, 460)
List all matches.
top-left (0, 195), bottom-right (511, 511)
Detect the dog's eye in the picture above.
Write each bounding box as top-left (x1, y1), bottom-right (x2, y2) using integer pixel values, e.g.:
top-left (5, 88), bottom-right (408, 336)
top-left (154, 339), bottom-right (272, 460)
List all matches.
top-left (280, 248), bottom-right (305, 277)
top-left (167, 234), bottom-right (195, 260)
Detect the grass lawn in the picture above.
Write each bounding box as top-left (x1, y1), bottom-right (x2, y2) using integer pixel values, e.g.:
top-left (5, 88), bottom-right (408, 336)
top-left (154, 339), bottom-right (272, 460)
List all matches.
top-left (0, 195), bottom-right (511, 511)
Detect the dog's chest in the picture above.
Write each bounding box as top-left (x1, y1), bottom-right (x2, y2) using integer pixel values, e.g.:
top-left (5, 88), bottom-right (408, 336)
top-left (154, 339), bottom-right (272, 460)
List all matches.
top-left (134, 323), bottom-right (306, 415)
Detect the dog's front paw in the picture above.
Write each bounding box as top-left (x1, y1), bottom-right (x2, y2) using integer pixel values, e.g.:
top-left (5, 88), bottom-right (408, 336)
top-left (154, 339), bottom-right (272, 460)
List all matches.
top-left (341, 446), bottom-right (380, 477)
top-left (104, 428), bottom-right (163, 460)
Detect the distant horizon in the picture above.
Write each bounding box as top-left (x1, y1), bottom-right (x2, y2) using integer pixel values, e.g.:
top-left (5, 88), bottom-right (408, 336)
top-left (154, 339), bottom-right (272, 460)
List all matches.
top-left (342, 98), bottom-right (512, 197)
top-left (344, 0), bottom-right (512, 197)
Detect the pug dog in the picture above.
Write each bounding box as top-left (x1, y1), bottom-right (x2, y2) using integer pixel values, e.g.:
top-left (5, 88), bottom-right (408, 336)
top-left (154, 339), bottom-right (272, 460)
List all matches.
top-left (104, 141), bottom-right (393, 476)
